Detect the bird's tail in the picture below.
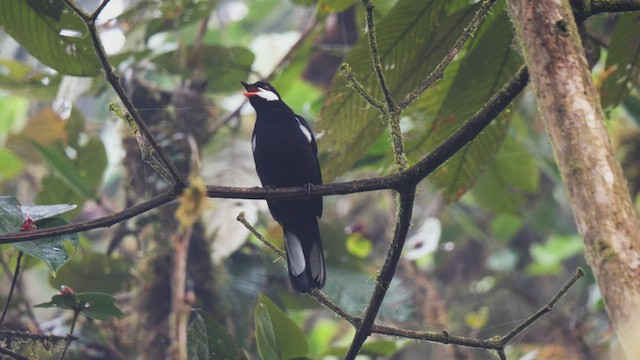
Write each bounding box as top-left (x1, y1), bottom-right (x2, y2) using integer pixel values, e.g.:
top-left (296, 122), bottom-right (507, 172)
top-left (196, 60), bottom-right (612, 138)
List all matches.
top-left (283, 217), bottom-right (325, 294)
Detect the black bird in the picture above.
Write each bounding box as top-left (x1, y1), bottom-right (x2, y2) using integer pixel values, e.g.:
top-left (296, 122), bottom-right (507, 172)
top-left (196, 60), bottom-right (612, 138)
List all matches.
top-left (241, 81), bottom-right (325, 293)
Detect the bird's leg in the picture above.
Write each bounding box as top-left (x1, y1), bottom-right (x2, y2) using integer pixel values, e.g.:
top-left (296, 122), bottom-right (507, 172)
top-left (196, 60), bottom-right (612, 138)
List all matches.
top-left (264, 185), bottom-right (277, 199)
top-left (304, 183), bottom-right (313, 199)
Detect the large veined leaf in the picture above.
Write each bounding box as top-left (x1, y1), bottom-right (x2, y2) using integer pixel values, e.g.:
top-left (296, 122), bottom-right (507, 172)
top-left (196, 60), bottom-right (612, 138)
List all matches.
top-left (255, 293), bottom-right (309, 360)
top-left (467, 135), bottom-right (539, 214)
top-left (600, 13), bottom-right (640, 110)
top-left (152, 45), bottom-right (254, 93)
top-left (27, 138), bottom-right (95, 199)
top-left (0, 0), bottom-right (101, 76)
top-left (318, 0), bottom-right (477, 180)
top-left (144, 0), bottom-right (219, 41)
top-left (188, 309), bottom-right (247, 360)
top-left (409, 9), bottom-right (522, 201)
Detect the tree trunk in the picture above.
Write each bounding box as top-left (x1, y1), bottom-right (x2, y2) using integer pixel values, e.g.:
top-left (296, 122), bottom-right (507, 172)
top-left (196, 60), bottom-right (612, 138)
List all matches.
top-left (507, 0), bottom-right (640, 357)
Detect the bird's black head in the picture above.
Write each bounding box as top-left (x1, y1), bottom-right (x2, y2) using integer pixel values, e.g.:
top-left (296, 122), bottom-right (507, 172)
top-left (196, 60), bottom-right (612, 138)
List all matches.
top-left (241, 81), bottom-right (285, 111)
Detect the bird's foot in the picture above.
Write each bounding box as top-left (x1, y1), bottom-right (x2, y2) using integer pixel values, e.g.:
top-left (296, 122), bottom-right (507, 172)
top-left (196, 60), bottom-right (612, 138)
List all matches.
top-left (304, 183), bottom-right (314, 199)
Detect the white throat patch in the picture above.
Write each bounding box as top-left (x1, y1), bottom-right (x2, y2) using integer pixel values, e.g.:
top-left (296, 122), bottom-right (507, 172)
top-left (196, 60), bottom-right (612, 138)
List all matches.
top-left (256, 88), bottom-right (279, 101)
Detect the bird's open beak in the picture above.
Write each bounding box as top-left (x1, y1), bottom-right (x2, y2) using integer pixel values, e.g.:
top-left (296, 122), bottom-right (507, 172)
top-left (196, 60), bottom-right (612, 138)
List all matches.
top-left (241, 81), bottom-right (258, 97)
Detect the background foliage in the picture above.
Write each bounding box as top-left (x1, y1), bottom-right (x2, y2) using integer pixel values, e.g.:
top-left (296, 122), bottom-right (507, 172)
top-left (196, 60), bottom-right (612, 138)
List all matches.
top-left (0, 0), bottom-right (639, 358)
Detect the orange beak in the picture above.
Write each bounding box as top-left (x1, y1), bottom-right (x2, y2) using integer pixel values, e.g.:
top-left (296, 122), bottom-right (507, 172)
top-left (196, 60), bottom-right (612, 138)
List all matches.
top-left (241, 81), bottom-right (259, 97)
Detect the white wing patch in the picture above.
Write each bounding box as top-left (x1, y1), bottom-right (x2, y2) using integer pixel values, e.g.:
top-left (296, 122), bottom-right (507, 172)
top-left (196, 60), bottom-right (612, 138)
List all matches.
top-left (255, 88), bottom-right (279, 101)
top-left (251, 134), bottom-right (257, 153)
top-left (284, 231), bottom-right (306, 276)
top-left (296, 117), bottom-right (313, 143)
top-left (310, 242), bottom-right (323, 280)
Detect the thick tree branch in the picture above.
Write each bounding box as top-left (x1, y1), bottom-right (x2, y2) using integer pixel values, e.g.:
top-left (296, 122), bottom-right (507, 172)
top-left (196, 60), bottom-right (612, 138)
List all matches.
top-left (345, 187), bottom-right (416, 359)
top-left (499, 268), bottom-right (585, 344)
top-left (572, 0), bottom-right (640, 20)
top-left (0, 66), bottom-right (528, 245)
top-left (0, 191), bottom-right (177, 244)
top-left (508, 0), bottom-right (640, 357)
top-left (237, 212), bottom-right (585, 354)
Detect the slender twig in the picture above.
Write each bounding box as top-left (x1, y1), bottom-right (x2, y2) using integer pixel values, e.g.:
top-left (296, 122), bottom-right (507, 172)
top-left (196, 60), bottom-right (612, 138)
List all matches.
top-left (237, 204), bottom-right (585, 354)
top-left (361, 0), bottom-right (397, 113)
top-left (309, 289), bottom-right (361, 325)
top-left (236, 212), bottom-right (286, 258)
top-left (0, 346), bottom-right (28, 360)
top-left (500, 268), bottom-right (585, 344)
top-left (397, 0), bottom-right (498, 110)
top-left (388, 111), bottom-right (409, 170)
top-left (63, 0), bottom-right (187, 187)
top-left (0, 251), bottom-right (23, 326)
top-left (58, 309), bottom-right (81, 360)
top-left (497, 350), bottom-right (507, 360)
top-left (340, 63), bottom-right (386, 113)
top-left (92, 0), bottom-right (111, 19)
top-left (345, 187), bottom-right (416, 359)
top-left (236, 213), bottom-right (361, 324)
top-left (359, 0), bottom-right (409, 170)
top-left (371, 326), bottom-right (501, 350)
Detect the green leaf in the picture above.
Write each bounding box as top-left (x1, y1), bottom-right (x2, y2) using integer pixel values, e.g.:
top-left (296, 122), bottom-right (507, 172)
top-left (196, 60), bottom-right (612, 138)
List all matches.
top-left (464, 306), bottom-right (489, 330)
top-left (76, 136), bottom-right (107, 189)
top-left (76, 292), bottom-right (125, 321)
top-left (527, 235), bottom-right (584, 275)
top-left (0, 148), bottom-right (23, 180)
top-left (0, 61), bottom-right (60, 101)
top-left (467, 136), bottom-right (539, 214)
top-left (188, 309), bottom-right (247, 360)
top-left (318, 0), bottom-right (476, 180)
top-left (0, 196), bottom-right (23, 234)
top-left (601, 13), bottom-right (640, 109)
top-left (35, 291), bottom-right (125, 321)
top-left (345, 233), bottom-right (373, 259)
top-left (412, 10), bottom-right (522, 201)
top-left (255, 293), bottom-right (309, 360)
top-left (152, 45), bottom-right (254, 93)
top-left (50, 252), bottom-right (132, 294)
top-left (36, 174), bottom-right (86, 219)
top-left (35, 292), bottom-right (77, 310)
top-left (26, 138), bottom-right (95, 198)
top-left (0, 94), bottom-right (29, 135)
top-left (13, 217), bottom-right (79, 276)
top-left (0, 0), bottom-right (101, 76)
